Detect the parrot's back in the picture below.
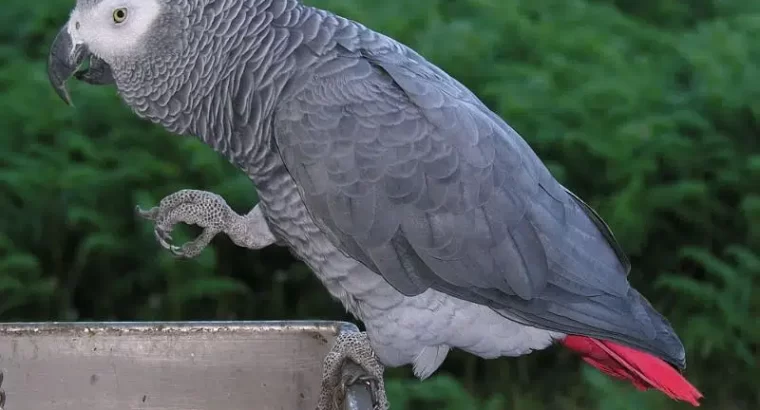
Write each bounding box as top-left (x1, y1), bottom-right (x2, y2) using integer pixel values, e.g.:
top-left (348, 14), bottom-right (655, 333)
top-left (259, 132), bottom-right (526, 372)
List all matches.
top-left (262, 4), bottom-right (702, 405)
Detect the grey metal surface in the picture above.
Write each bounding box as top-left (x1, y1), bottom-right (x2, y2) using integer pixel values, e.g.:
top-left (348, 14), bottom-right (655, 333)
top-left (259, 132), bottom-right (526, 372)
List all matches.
top-left (0, 321), bottom-right (375, 410)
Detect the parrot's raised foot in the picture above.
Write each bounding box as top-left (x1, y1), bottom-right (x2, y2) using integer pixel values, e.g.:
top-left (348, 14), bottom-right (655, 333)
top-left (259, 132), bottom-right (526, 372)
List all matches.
top-left (318, 331), bottom-right (388, 410)
top-left (136, 189), bottom-right (276, 258)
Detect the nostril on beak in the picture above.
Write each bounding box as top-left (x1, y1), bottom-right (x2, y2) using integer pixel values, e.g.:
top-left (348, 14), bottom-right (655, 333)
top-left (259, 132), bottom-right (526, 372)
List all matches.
top-left (75, 21), bottom-right (80, 30)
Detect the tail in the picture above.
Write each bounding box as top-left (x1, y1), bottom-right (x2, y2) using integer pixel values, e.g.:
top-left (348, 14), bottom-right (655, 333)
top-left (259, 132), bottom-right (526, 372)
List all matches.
top-left (562, 335), bottom-right (703, 406)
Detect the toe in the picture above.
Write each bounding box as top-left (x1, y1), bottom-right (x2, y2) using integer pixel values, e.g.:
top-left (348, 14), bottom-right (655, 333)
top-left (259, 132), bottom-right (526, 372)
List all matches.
top-left (175, 244), bottom-right (199, 258)
top-left (153, 229), bottom-right (174, 251)
top-left (169, 245), bottom-right (187, 258)
top-left (135, 205), bottom-right (159, 220)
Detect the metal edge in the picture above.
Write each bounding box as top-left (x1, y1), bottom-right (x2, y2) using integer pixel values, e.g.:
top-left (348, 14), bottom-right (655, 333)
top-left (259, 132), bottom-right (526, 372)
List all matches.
top-left (335, 321), bottom-right (361, 336)
top-left (0, 320), bottom-right (355, 336)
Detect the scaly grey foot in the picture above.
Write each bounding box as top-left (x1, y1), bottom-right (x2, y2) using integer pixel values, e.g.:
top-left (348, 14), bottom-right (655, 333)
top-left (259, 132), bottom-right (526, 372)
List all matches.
top-left (318, 332), bottom-right (388, 410)
top-left (136, 189), bottom-right (276, 258)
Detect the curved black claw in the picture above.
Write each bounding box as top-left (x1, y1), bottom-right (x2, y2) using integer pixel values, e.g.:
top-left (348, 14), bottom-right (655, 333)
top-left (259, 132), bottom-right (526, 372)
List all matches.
top-left (136, 205), bottom-right (176, 251)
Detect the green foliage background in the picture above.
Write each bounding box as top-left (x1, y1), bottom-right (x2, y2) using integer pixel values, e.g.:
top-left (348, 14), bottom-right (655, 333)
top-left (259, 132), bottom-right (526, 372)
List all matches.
top-left (0, 0), bottom-right (758, 408)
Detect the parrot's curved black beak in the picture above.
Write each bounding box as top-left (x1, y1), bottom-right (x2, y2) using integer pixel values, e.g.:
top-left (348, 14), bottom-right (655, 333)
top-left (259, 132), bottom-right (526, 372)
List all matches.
top-left (47, 26), bottom-right (88, 106)
top-left (47, 25), bottom-right (115, 106)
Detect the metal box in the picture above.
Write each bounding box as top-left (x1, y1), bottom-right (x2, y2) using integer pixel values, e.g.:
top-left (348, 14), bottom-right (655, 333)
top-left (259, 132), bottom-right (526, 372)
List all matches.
top-left (0, 321), bottom-right (375, 410)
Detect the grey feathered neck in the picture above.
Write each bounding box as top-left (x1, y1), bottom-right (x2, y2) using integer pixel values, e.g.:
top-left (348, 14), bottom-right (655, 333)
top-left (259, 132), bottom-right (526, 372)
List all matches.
top-left (112, 0), bottom-right (306, 142)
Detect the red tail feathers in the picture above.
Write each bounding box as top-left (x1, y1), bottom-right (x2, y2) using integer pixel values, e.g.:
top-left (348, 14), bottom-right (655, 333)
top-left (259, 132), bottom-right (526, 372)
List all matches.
top-left (562, 335), bottom-right (703, 406)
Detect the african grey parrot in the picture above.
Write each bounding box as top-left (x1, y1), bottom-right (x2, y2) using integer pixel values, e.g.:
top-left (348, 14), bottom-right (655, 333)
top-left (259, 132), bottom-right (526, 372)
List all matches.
top-left (46, 0), bottom-right (703, 408)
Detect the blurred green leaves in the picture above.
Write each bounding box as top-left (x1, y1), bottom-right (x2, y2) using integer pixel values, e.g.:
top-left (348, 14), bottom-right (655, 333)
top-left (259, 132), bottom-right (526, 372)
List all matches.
top-left (659, 246), bottom-right (759, 364)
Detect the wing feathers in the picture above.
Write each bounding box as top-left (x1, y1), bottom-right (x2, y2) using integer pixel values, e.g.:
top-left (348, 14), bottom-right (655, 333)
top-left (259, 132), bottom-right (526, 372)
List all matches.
top-left (273, 37), bottom-right (685, 365)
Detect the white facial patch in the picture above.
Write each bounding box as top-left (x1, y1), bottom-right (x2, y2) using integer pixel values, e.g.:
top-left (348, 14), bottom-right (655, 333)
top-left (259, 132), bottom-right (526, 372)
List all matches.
top-left (72, 0), bottom-right (162, 63)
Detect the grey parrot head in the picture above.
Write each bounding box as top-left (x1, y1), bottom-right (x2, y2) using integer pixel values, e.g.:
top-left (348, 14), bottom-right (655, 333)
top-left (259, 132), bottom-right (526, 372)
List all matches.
top-left (47, 0), bottom-right (189, 105)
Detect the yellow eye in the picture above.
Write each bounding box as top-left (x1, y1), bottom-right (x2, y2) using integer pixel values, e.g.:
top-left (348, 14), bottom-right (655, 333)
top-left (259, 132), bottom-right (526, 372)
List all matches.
top-left (112, 8), bottom-right (128, 23)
